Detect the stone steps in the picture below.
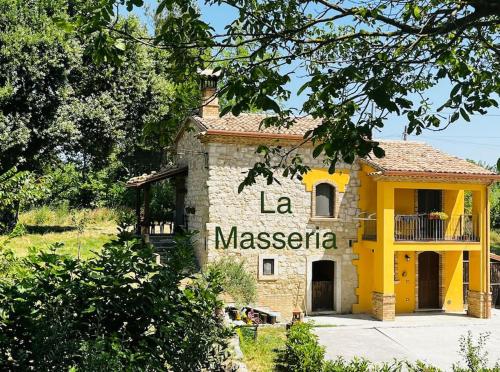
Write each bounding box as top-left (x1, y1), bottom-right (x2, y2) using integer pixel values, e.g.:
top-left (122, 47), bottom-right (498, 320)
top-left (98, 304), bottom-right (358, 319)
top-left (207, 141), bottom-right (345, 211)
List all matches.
top-left (148, 234), bottom-right (176, 264)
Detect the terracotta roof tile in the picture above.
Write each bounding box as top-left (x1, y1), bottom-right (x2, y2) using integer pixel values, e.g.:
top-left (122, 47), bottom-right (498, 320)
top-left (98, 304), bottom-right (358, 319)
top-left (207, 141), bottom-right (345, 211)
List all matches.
top-left (190, 114), bottom-right (498, 178)
top-left (193, 113), bottom-right (320, 136)
top-left (364, 140), bottom-right (497, 176)
top-left (126, 166), bottom-right (188, 188)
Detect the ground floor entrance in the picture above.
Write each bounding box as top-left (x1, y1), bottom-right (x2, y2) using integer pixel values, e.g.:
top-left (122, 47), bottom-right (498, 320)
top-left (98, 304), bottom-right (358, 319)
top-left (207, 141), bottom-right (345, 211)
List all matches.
top-left (312, 260), bottom-right (335, 312)
top-left (418, 251), bottom-right (440, 309)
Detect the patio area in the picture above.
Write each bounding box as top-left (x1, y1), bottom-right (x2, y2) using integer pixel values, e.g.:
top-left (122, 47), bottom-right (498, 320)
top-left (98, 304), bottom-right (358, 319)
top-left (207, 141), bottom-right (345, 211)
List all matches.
top-left (310, 309), bottom-right (500, 370)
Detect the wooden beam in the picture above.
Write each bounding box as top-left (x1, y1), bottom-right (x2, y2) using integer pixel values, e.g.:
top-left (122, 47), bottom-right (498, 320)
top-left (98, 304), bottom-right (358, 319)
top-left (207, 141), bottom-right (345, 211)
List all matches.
top-left (142, 185), bottom-right (151, 235)
top-left (135, 188), bottom-right (141, 235)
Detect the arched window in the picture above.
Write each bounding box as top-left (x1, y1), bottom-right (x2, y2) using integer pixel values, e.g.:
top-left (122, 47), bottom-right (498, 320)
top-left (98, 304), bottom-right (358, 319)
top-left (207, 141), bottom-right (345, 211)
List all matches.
top-left (315, 183), bottom-right (335, 217)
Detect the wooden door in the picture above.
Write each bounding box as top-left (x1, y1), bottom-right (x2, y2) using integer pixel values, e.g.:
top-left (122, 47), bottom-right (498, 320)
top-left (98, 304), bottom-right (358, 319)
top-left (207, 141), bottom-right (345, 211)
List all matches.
top-left (418, 252), bottom-right (440, 308)
top-left (312, 261), bottom-right (334, 312)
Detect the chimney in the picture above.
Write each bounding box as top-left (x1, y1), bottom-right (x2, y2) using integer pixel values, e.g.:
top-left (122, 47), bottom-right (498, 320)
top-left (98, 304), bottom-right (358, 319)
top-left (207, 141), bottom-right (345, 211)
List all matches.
top-left (199, 69), bottom-right (220, 117)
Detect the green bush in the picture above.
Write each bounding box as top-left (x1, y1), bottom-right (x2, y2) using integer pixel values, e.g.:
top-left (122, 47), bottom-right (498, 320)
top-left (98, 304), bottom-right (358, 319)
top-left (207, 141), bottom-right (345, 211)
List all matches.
top-left (277, 322), bottom-right (325, 372)
top-left (0, 232), bottom-right (232, 371)
top-left (205, 258), bottom-right (257, 306)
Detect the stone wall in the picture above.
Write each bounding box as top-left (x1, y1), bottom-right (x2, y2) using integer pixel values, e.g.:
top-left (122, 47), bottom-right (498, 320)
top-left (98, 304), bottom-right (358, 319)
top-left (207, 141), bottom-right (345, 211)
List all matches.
top-left (203, 140), bottom-right (361, 320)
top-left (467, 290), bottom-right (491, 318)
top-left (176, 123), bottom-right (210, 267)
top-left (372, 292), bottom-right (395, 321)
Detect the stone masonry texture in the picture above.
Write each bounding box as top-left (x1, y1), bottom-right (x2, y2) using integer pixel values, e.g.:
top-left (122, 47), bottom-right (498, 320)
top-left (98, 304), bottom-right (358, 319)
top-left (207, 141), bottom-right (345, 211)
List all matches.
top-left (177, 121), bottom-right (361, 320)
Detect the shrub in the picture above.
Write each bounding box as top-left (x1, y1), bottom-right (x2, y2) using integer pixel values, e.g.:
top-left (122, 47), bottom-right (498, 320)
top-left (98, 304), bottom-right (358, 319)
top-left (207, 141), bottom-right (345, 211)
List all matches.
top-left (205, 258), bottom-right (257, 306)
top-left (277, 322), bottom-right (325, 372)
top-left (323, 357), bottom-right (372, 372)
top-left (9, 223), bottom-right (27, 238)
top-left (0, 232), bottom-right (232, 371)
top-left (452, 331), bottom-right (496, 372)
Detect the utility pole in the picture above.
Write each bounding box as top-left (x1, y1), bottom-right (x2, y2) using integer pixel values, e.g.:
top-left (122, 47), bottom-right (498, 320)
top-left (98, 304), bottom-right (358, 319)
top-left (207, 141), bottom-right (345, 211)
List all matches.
top-left (402, 125), bottom-right (408, 141)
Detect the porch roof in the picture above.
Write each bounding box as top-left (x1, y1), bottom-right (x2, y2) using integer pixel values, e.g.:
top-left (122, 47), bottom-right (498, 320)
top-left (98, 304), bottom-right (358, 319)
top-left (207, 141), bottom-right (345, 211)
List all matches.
top-left (126, 165), bottom-right (188, 188)
top-left (362, 140), bottom-right (500, 181)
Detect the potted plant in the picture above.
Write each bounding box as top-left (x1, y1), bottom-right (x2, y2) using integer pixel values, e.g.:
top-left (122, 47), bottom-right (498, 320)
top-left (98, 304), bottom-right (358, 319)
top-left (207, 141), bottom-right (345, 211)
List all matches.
top-left (428, 211), bottom-right (448, 239)
top-left (428, 211), bottom-right (448, 220)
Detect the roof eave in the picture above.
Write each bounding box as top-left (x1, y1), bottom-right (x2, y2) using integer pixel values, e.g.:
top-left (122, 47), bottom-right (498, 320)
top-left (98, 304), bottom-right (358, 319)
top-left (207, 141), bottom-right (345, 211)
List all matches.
top-left (201, 129), bottom-right (308, 141)
top-left (372, 170), bottom-right (500, 182)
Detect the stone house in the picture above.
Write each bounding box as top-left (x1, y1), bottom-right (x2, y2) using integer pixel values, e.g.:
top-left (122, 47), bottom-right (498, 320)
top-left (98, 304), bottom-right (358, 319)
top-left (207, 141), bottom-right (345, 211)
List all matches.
top-left (127, 75), bottom-right (499, 321)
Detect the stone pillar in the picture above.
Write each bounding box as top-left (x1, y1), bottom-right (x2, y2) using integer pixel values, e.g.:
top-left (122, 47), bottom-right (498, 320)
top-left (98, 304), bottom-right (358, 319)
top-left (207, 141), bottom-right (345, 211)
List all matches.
top-left (467, 290), bottom-right (491, 318)
top-left (372, 292), bottom-right (395, 321)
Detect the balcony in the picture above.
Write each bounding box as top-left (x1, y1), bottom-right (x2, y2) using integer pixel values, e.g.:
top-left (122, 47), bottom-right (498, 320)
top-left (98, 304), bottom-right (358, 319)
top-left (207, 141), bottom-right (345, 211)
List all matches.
top-left (394, 214), bottom-right (479, 242)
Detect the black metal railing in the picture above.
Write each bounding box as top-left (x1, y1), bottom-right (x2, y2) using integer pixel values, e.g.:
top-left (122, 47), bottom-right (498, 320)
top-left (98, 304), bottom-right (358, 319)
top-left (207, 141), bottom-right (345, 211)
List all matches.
top-left (394, 214), bottom-right (479, 242)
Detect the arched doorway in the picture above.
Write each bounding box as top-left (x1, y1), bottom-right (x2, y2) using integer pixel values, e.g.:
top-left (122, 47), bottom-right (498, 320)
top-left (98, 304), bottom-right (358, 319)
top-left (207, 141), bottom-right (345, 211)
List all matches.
top-left (418, 251), bottom-right (440, 309)
top-left (312, 260), bottom-right (335, 312)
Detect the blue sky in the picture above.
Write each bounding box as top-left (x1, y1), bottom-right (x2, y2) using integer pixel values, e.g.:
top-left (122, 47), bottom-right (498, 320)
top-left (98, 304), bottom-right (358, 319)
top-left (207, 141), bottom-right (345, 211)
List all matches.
top-left (132, 1), bottom-right (499, 166)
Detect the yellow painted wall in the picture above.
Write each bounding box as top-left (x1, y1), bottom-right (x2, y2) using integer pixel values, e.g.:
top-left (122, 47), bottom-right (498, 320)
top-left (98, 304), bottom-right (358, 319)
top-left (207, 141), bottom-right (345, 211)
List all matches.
top-left (442, 251), bottom-right (464, 311)
top-left (352, 165), bottom-right (377, 313)
top-left (354, 172), bottom-right (487, 317)
top-left (302, 168), bottom-right (350, 192)
top-left (443, 190), bottom-right (465, 237)
top-left (352, 243), bottom-right (375, 313)
top-left (395, 251), bottom-right (416, 313)
top-left (358, 165), bottom-right (377, 214)
top-left (374, 182), bottom-right (395, 294)
top-left (395, 189), bottom-right (414, 215)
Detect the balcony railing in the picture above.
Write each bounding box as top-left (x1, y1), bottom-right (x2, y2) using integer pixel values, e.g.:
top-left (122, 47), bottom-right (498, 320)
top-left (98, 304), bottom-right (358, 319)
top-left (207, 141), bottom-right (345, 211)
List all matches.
top-left (394, 214), bottom-right (479, 242)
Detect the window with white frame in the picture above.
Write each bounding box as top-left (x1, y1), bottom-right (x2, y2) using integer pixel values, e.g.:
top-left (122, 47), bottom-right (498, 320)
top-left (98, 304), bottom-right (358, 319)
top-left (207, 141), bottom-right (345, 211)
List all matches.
top-left (315, 183), bottom-right (335, 217)
top-left (259, 255), bottom-right (279, 280)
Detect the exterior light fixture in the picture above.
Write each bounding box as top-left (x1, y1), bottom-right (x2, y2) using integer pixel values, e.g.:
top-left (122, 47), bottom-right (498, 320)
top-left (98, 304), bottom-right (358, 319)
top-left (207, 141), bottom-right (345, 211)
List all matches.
top-left (405, 254), bottom-right (410, 262)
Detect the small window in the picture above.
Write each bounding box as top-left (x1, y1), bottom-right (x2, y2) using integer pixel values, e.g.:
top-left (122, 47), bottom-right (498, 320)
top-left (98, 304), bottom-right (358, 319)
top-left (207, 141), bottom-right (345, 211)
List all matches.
top-left (259, 255), bottom-right (278, 280)
top-left (315, 183), bottom-right (335, 217)
top-left (263, 259), bottom-right (275, 275)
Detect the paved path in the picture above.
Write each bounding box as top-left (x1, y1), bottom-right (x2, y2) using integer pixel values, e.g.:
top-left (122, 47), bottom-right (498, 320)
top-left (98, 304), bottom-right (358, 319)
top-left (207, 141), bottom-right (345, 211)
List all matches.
top-left (310, 310), bottom-right (500, 371)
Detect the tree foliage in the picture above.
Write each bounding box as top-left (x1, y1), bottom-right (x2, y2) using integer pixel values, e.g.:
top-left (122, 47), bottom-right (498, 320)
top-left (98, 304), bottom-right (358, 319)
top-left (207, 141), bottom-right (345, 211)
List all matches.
top-left (0, 0), bottom-right (201, 228)
top-left (0, 0), bottom-right (197, 176)
top-left (0, 232), bottom-right (232, 370)
top-left (68, 0), bottom-right (499, 183)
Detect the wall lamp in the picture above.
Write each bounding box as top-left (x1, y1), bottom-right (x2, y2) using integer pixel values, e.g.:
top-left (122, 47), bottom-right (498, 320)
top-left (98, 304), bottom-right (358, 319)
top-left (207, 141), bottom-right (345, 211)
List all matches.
top-left (405, 254), bottom-right (411, 262)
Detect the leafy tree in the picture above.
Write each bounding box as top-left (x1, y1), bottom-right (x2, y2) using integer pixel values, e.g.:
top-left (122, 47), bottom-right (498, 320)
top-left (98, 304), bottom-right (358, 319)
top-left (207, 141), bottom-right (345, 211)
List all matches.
top-left (69, 0), bottom-right (500, 185)
top-left (0, 0), bottom-right (73, 174)
top-left (0, 168), bottom-right (47, 233)
top-left (0, 0), bottom-right (200, 226)
top-left (0, 232), bottom-right (232, 370)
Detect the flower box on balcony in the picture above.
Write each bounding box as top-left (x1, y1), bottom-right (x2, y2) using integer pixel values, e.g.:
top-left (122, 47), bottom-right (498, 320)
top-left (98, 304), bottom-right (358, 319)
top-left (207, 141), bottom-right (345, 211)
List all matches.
top-left (428, 211), bottom-right (448, 220)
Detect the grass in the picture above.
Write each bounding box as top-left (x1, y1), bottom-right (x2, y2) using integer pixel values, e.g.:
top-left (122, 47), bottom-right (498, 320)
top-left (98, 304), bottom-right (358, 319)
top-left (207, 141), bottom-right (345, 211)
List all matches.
top-left (238, 326), bottom-right (286, 372)
top-left (492, 229), bottom-right (500, 255)
top-left (1, 207), bottom-right (118, 259)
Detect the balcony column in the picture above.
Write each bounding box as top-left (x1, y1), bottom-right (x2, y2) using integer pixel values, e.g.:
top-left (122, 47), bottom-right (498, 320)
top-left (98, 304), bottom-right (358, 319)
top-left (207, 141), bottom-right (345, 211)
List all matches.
top-left (372, 182), bottom-right (396, 321)
top-left (468, 187), bottom-right (491, 318)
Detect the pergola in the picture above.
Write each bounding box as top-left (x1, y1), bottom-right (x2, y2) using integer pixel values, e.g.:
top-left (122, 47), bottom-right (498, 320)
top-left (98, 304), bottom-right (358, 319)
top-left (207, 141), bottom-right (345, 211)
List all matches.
top-left (126, 165), bottom-right (188, 235)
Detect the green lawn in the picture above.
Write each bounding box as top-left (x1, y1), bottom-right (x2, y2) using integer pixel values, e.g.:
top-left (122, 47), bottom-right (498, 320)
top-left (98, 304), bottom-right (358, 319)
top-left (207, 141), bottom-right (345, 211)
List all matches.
top-left (1, 208), bottom-right (118, 259)
top-left (238, 326), bottom-right (286, 372)
top-left (2, 223), bottom-right (117, 259)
